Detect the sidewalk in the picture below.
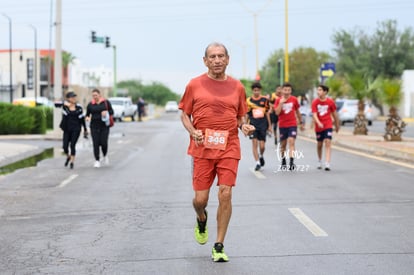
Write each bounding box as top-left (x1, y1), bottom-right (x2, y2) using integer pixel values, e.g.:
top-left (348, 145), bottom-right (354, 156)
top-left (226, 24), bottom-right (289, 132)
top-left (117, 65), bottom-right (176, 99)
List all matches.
top-left (299, 126), bottom-right (414, 165)
top-left (1, 125), bottom-right (414, 168)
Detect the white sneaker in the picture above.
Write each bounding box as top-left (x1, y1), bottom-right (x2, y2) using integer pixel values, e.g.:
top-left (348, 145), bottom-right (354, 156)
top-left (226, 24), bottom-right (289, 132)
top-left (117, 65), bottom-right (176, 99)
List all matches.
top-left (104, 156), bottom-right (109, 165)
top-left (94, 160), bottom-right (101, 168)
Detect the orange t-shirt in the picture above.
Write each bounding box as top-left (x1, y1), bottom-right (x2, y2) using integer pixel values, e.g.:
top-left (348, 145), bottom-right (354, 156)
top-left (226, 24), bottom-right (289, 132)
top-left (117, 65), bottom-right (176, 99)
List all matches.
top-left (179, 73), bottom-right (248, 159)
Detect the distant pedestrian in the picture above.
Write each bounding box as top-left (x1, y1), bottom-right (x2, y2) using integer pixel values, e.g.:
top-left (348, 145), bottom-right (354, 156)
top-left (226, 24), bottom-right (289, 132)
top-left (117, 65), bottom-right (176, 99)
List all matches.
top-left (137, 97), bottom-right (146, 121)
top-left (179, 42), bottom-right (254, 262)
top-left (246, 82), bottom-right (272, 171)
top-left (269, 86), bottom-right (282, 145)
top-left (311, 84), bottom-right (340, 171)
top-left (274, 82), bottom-right (304, 171)
top-left (55, 91), bottom-right (88, 169)
top-left (85, 89), bottom-right (114, 168)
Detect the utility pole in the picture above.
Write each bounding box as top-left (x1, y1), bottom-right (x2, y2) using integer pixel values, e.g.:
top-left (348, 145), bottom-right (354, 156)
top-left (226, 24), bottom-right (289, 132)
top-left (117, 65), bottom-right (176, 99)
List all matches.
top-left (284, 0), bottom-right (289, 82)
top-left (91, 32), bottom-right (116, 96)
top-left (1, 13), bottom-right (13, 103)
top-left (29, 24), bottom-right (38, 102)
top-left (113, 45), bottom-right (117, 96)
top-left (238, 0), bottom-right (272, 80)
top-left (53, 0), bottom-right (62, 132)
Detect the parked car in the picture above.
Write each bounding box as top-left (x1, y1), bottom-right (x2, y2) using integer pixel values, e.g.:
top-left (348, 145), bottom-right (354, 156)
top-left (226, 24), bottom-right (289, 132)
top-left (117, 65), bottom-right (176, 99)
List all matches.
top-left (108, 97), bottom-right (137, 121)
top-left (165, 101), bottom-right (179, 112)
top-left (335, 99), bottom-right (379, 126)
top-left (12, 97), bottom-right (54, 108)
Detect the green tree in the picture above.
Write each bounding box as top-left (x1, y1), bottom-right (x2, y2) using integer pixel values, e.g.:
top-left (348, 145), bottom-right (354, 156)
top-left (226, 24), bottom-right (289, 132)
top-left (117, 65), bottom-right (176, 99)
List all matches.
top-left (259, 49), bottom-right (284, 95)
top-left (325, 75), bottom-right (348, 99)
top-left (371, 20), bottom-right (414, 79)
top-left (346, 73), bottom-right (370, 135)
top-left (117, 80), bottom-right (179, 106)
top-left (332, 19), bottom-right (414, 114)
top-left (260, 48), bottom-right (330, 96)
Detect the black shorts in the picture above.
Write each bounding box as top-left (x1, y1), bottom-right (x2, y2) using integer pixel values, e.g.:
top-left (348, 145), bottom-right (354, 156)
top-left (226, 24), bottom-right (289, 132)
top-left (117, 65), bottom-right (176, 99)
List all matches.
top-left (279, 127), bottom-right (297, 141)
top-left (249, 129), bottom-right (267, 141)
top-left (316, 128), bottom-right (333, 142)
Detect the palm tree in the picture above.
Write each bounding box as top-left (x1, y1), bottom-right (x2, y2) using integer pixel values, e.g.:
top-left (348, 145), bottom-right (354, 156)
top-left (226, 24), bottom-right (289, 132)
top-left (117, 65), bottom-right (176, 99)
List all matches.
top-left (346, 73), bottom-right (369, 135)
top-left (381, 78), bottom-right (406, 141)
top-left (325, 75), bottom-right (348, 99)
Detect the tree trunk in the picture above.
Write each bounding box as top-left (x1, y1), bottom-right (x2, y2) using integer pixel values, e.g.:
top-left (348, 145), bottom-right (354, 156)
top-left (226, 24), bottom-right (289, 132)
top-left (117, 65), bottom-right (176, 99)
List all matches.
top-left (384, 107), bottom-right (406, 141)
top-left (353, 100), bottom-right (368, 135)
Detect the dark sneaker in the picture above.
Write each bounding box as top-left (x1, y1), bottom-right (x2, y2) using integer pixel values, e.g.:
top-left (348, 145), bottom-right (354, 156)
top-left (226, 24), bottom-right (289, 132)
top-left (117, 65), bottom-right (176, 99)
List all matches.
top-left (212, 243), bottom-right (229, 262)
top-left (325, 167), bottom-right (331, 171)
top-left (194, 210), bottom-right (208, 245)
top-left (259, 156), bottom-right (265, 167)
top-left (70, 162), bottom-right (74, 169)
top-left (64, 157), bottom-right (70, 167)
top-left (289, 163), bottom-right (296, 171)
top-left (254, 164), bottom-right (261, 171)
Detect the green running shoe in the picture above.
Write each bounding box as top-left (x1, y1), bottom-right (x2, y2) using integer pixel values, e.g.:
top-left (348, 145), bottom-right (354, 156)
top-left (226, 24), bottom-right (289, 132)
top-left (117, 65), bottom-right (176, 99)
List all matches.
top-left (212, 242), bottom-right (229, 262)
top-left (194, 210), bottom-right (208, 245)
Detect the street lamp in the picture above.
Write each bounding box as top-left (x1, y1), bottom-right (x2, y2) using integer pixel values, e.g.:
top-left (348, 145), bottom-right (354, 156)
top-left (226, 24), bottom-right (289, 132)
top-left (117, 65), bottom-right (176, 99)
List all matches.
top-left (1, 13), bottom-right (13, 103)
top-left (284, 0), bottom-right (289, 82)
top-left (28, 24), bottom-right (38, 103)
top-left (238, 0), bottom-right (272, 80)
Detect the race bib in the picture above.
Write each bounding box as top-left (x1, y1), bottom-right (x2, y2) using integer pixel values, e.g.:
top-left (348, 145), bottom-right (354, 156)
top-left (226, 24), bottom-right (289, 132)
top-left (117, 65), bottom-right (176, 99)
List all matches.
top-left (203, 129), bottom-right (229, 150)
top-left (252, 108), bottom-right (265, 118)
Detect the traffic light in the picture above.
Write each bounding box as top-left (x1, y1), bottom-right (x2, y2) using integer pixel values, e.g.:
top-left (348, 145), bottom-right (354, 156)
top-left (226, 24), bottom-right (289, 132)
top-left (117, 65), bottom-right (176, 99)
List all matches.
top-left (91, 31), bottom-right (97, 43)
top-left (105, 36), bottom-right (110, 48)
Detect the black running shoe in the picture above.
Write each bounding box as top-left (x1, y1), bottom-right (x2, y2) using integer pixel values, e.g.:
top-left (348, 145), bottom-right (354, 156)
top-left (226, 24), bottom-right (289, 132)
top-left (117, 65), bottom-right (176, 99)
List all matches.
top-left (64, 157), bottom-right (70, 167)
top-left (70, 162), bottom-right (74, 169)
top-left (325, 167), bottom-right (331, 171)
top-left (259, 156), bottom-right (265, 167)
top-left (255, 164), bottom-right (261, 171)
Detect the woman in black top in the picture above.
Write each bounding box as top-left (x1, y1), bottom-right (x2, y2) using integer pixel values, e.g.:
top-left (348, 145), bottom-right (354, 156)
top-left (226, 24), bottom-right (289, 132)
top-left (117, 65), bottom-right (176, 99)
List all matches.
top-left (55, 91), bottom-right (87, 169)
top-left (85, 88), bottom-right (114, 168)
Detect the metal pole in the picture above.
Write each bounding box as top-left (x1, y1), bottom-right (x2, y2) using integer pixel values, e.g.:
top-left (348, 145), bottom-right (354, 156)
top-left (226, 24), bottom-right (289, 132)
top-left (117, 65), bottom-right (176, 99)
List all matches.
top-left (279, 58), bottom-right (284, 86)
top-left (238, 0), bottom-right (272, 80)
top-left (29, 25), bottom-right (38, 103)
top-left (1, 13), bottom-right (13, 103)
top-left (53, 0), bottom-right (62, 132)
top-left (113, 45), bottom-right (117, 96)
top-left (253, 13), bottom-right (259, 79)
top-left (284, 0), bottom-right (289, 82)
top-left (47, 0), bottom-right (53, 99)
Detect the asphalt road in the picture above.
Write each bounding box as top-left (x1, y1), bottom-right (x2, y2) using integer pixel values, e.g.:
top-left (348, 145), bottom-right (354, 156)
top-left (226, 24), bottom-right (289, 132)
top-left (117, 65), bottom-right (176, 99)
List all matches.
top-left (0, 113), bottom-right (413, 275)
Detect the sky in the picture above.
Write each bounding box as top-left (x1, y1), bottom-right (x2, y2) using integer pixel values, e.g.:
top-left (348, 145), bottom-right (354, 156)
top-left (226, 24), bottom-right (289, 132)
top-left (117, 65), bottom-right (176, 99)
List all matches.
top-left (1, 0), bottom-right (413, 94)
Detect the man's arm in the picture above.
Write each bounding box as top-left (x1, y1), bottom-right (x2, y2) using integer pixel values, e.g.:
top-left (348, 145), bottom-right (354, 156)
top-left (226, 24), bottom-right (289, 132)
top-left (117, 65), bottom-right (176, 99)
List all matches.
top-left (180, 111), bottom-right (203, 145)
top-left (332, 111), bottom-right (340, 132)
top-left (275, 97), bottom-right (285, 115)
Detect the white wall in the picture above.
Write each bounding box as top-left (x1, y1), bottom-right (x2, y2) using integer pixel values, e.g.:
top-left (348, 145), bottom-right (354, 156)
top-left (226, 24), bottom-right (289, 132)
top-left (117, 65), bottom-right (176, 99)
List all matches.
top-left (402, 70), bottom-right (414, 118)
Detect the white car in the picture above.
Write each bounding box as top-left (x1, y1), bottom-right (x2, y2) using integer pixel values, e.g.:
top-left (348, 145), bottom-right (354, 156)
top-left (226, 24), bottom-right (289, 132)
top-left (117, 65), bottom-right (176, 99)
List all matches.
top-left (336, 99), bottom-right (379, 126)
top-left (165, 101), bottom-right (179, 112)
top-left (108, 97), bottom-right (137, 121)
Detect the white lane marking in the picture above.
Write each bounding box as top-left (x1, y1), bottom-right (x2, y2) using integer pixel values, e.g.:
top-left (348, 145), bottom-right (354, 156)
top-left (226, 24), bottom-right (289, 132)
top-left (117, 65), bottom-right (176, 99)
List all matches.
top-left (249, 167), bottom-right (266, 179)
top-left (58, 174), bottom-right (78, 188)
top-left (289, 208), bottom-right (328, 237)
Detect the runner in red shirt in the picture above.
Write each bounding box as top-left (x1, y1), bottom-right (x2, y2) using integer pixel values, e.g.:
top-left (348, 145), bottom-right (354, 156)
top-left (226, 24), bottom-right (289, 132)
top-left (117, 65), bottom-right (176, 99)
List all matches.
top-left (179, 42), bottom-right (255, 262)
top-left (311, 84), bottom-right (340, 171)
top-left (274, 82), bottom-right (304, 170)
